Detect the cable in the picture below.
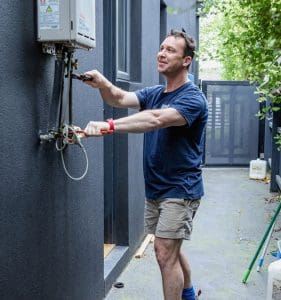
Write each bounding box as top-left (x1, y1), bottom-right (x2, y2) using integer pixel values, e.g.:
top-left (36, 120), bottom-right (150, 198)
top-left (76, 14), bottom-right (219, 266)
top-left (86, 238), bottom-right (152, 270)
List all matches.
top-left (55, 137), bottom-right (67, 151)
top-left (60, 141), bottom-right (89, 181)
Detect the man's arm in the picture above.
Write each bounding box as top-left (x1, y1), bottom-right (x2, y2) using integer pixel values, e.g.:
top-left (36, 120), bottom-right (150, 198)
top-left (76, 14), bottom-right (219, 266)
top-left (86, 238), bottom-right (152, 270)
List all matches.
top-left (83, 107), bottom-right (187, 136)
top-left (84, 70), bottom-right (140, 109)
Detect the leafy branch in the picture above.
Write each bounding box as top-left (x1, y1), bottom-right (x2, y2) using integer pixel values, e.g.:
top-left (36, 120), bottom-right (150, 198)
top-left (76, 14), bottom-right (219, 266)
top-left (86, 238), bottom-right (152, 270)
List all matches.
top-left (199, 0), bottom-right (281, 144)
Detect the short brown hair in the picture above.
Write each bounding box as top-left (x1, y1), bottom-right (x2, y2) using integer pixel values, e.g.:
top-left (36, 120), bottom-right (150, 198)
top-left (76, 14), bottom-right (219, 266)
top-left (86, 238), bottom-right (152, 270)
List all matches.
top-left (168, 29), bottom-right (196, 59)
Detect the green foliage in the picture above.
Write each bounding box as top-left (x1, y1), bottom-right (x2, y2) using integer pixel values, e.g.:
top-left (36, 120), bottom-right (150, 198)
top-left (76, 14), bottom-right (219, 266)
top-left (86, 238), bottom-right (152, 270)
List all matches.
top-left (200, 0), bottom-right (281, 144)
top-left (198, 13), bottom-right (223, 62)
top-left (200, 0), bottom-right (281, 109)
top-left (274, 133), bottom-right (281, 151)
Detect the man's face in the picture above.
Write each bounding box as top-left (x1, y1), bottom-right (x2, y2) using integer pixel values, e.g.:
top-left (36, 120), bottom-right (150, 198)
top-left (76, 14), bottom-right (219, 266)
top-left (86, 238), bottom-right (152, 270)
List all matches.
top-left (157, 36), bottom-right (191, 75)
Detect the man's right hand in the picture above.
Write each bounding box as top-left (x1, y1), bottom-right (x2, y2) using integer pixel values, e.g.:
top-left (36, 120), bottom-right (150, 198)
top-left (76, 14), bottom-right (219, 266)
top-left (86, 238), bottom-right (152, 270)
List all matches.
top-left (83, 70), bottom-right (111, 89)
top-left (82, 69), bottom-right (140, 110)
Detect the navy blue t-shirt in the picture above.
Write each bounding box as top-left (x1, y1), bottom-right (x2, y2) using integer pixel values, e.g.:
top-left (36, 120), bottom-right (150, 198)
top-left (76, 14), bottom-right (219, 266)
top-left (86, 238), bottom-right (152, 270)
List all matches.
top-left (135, 82), bottom-right (208, 200)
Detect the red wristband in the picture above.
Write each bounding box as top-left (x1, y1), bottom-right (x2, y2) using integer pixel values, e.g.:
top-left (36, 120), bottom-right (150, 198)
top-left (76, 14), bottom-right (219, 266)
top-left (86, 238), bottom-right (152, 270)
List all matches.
top-left (106, 119), bottom-right (115, 131)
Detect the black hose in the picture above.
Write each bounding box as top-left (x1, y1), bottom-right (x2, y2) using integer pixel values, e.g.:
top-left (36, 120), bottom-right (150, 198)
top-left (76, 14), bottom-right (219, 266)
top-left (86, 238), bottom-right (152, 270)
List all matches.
top-left (67, 50), bottom-right (74, 125)
top-left (48, 49), bottom-right (65, 131)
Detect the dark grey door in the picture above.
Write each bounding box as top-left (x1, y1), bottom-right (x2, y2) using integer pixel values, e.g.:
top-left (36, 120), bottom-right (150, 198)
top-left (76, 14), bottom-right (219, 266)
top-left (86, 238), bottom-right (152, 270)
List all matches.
top-left (202, 81), bottom-right (260, 165)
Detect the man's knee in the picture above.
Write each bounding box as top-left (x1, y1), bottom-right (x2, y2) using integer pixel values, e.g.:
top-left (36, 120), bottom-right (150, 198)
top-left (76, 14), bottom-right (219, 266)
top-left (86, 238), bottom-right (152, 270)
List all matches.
top-left (154, 238), bottom-right (181, 269)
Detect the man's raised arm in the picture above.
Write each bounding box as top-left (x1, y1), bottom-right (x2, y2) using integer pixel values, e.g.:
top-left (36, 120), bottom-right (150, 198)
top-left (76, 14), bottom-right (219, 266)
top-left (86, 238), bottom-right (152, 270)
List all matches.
top-left (84, 69), bottom-right (140, 109)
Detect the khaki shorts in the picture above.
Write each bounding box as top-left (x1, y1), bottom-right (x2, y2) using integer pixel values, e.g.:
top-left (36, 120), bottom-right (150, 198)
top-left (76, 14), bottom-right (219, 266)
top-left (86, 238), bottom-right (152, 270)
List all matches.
top-left (144, 198), bottom-right (201, 240)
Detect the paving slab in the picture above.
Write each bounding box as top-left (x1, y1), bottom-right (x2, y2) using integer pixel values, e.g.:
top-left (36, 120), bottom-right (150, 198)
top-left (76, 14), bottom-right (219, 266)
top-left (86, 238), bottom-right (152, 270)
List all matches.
top-left (105, 168), bottom-right (280, 300)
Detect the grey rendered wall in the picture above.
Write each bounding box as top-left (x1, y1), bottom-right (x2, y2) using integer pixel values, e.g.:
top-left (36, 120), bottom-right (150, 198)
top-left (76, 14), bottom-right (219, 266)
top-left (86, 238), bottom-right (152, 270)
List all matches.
top-left (127, 0), bottom-right (200, 245)
top-left (165, 0), bottom-right (199, 77)
top-left (264, 98), bottom-right (272, 162)
top-left (126, 1), bottom-right (161, 250)
top-left (0, 1), bottom-right (201, 299)
top-left (0, 1), bottom-right (105, 300)
top-left (127, 0), bottom-right (200, 249)
top-left (140, 0), bottom-right (199, 88)
top-left (165, 0), bottom-right (198, 38)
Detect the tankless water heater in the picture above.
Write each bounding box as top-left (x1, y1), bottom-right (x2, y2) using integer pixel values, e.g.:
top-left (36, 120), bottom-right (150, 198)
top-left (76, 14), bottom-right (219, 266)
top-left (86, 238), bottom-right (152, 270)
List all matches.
top-left (37, 0), bottom-right (96, 50)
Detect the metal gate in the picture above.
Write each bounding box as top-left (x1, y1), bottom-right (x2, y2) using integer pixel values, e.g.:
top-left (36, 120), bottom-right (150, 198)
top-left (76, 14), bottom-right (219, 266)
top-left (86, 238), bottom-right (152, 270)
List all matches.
top-left (202, 81), bottom-right (260, 166)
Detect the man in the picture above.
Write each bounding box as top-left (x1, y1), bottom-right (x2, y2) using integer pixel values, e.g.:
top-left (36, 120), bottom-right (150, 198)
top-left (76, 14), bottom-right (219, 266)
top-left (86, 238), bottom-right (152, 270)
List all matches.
top-left (82, 30), bottom-right (208, 300)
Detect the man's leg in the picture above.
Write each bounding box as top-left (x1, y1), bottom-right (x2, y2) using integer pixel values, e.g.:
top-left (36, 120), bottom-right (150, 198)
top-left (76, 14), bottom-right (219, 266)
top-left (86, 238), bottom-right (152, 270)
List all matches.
top-left (179, 251), bottom-right (192, 288)
top-left (180, 252), bottom-right (197, 299)
top-left (154, 237), bottom-right (183, 300)
top-left (145, 198), bottom-right (200, 299)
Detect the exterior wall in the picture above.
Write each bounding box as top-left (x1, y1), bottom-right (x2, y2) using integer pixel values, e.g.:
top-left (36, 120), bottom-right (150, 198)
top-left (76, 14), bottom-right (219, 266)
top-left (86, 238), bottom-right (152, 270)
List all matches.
top-left (0, 1), bottom-right (199, 299)
top-left (105, 0), bottom-right (199, 293)
top-left (269, 110), bottom-right (281, 192)
top-left (263, 96), bottom-right (281, 193)
top-left (165, 0), bottom-right (199, 80)
top-left (0, 2), bottom-right (105, 300)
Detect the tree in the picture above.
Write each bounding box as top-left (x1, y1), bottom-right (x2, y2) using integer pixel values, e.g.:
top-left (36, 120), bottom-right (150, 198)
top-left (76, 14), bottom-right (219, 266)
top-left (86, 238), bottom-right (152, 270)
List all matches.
top-left (199, 0), bottom-right (281, 118)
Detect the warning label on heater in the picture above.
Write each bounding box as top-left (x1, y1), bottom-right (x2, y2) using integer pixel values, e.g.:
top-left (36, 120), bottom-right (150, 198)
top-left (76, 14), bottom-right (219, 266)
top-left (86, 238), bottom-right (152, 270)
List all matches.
top-left (39, 0), bottom-right (60, 29)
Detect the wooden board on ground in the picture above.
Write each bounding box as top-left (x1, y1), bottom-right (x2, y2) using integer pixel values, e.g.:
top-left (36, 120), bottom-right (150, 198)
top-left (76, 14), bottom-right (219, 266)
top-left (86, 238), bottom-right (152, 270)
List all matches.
top-left (104, 244), bottom-right (115, 257)
top-left (135, 234), bottom-right (154, 258)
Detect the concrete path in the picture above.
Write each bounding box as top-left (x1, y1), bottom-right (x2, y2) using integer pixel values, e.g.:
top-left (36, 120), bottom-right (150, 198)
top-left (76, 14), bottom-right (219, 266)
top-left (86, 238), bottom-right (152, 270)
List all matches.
top-left (105, 168), bottom-right (280, 300)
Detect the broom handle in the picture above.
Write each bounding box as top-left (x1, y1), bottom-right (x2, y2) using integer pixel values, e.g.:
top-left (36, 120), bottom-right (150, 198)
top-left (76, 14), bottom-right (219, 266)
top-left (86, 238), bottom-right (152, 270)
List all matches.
top-left (242, 200), bottom-right (281, 284)
top-left (256, 221), bottom-right (276, 271)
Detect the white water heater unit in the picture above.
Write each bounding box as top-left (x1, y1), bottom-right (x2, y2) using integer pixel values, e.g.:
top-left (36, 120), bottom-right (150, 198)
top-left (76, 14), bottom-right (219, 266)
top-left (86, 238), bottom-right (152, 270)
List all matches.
top-left (37, 0), bottom-right (96, 50)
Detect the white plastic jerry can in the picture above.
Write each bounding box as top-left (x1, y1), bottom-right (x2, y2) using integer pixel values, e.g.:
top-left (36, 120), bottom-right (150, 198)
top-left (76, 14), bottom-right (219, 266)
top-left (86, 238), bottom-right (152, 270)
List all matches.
top-left (249, 159), bottom-right (267, 179)
top-left (266, 258), bottom-right (281, 300)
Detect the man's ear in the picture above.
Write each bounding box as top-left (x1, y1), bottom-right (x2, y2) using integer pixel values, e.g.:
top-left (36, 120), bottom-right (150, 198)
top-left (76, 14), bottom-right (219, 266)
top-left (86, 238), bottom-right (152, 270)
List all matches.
top-left (183, 56), bottom-right (192, 67)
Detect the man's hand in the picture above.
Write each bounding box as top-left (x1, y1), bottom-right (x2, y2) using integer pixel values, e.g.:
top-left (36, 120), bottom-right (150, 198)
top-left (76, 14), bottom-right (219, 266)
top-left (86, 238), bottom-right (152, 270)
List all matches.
top-left (84, 121), bottom-right (111, 137)
top-left (83, 70), bottom-right (110, 89)
top-left (82, 69), bottom-right (140, 109)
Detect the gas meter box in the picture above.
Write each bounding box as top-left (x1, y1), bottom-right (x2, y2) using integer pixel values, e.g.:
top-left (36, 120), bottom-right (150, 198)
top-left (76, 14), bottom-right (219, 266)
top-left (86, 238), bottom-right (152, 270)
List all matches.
top-left (37, 0), bottom-right (96, 50)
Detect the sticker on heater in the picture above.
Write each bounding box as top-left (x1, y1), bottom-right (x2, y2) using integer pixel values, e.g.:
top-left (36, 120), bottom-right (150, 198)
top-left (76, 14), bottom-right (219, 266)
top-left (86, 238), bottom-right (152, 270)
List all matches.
top-left (78, 14), bottom-right (90, 35)
top-left (39, 0), bottom-right (60, 30)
